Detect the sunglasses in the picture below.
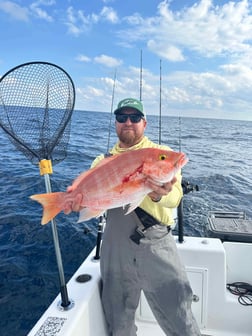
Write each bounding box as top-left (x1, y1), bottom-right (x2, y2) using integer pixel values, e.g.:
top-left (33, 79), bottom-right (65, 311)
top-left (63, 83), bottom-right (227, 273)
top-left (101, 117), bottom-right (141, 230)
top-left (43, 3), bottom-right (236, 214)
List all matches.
top-left (115, 114), bottom-right (143, 123)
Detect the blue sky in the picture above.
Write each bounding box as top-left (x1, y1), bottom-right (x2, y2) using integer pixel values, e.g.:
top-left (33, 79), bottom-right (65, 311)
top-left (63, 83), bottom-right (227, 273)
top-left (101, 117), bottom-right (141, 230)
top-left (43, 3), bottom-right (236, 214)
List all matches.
top-left (1, 0), bottom-right (252, 120)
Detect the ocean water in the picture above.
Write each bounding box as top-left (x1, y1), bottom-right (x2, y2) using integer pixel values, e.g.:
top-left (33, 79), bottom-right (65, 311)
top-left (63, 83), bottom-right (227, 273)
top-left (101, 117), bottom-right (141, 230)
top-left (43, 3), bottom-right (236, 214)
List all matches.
top-left (0, 110), bottom-right (252, 335)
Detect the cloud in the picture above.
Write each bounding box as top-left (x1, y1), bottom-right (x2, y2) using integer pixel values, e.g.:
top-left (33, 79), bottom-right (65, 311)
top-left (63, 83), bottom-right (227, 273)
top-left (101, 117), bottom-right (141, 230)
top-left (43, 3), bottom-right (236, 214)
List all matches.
top-left (65, 6), bottom-right (89, 36)
top-left (30, 1), bottom-right (55, 22)
top-left (0, 1), bottom-right (29, 21)
top-left (75, 54), bottom-right (91, 62)
top-left (65, 5), bottom-right (118, 36)
top-left (75, 53), bottom-right (122, 68)
top-left (53, 0), bottom-right (252, 120)
top-left (0, 0), bottom-right (55, 22)
top-left (94, 54), bottom-right (122, 68)
top-left (221, 63), bottom-right (252, 91)
top-left (118, 0), bottom-right (252, 62)
top-left (147, 40), bottom-right (185, 61)
top-left (100, 6), bottom-right (118, 23)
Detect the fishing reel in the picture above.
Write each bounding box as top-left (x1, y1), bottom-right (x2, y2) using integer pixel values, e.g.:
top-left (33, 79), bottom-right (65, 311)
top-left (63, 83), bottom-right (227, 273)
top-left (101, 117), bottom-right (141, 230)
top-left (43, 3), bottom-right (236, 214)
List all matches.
top-left (182, 179), bottom-right (199, 195)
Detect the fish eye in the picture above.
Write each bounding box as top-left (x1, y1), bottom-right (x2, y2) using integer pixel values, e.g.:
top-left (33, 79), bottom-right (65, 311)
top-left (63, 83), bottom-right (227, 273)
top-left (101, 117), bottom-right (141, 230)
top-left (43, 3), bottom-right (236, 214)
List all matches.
top-left (159, 154), bottom-right (167, 160)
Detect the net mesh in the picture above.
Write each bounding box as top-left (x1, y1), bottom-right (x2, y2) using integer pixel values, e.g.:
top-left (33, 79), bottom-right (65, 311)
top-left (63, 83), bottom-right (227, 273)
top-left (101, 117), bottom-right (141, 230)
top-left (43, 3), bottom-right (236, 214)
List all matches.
top-left (0, 61), bottom-right (75, 165)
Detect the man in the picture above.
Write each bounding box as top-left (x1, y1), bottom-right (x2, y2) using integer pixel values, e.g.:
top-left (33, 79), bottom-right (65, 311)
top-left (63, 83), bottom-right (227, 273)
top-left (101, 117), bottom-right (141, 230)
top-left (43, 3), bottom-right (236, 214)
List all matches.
top-left (68, 98), bottom-right (201, 336)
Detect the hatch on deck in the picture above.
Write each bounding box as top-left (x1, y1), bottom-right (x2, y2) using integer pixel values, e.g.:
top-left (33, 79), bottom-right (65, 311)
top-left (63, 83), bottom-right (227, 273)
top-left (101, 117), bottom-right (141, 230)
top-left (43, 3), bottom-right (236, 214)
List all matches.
top-left (208, 211), bottom-right (252, 243)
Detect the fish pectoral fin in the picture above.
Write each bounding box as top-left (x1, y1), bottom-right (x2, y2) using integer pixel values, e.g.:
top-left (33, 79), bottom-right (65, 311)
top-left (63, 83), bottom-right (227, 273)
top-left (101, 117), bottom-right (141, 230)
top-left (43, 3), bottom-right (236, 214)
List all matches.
top-left (124, 199), bottom-right (144, 215)
top-left (77, 208), bottom-right (105, 223)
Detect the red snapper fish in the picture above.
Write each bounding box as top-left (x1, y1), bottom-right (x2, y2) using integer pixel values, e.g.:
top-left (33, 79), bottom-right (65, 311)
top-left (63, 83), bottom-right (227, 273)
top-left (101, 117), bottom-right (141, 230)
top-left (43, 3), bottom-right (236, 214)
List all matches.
top-left (30, 148), bottom-right (188, 225)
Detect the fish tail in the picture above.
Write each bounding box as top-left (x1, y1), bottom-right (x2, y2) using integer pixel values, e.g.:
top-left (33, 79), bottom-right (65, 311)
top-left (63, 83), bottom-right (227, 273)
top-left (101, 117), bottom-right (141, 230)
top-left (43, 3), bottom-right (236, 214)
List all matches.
top-left (30, 192), bottom-right (65, 225)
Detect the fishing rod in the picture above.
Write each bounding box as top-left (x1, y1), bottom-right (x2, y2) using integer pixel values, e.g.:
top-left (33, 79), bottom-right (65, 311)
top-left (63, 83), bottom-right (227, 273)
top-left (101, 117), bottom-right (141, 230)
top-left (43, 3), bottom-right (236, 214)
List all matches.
top-left (177, 115), bottom-right (199, 243)
top-left (158, 59), bottom-right (197, 243)
top-left (177, 115), bottom-right (184, 243)
top-left (140, 49), bottom-right (143, 101)
top-left (94, 69), bottom-right (117, 260)
top-left (159, 59), bottom-right (162, 145)
top-left (94, 49), bottom-right (144, 259)
top-left (157, 58), bottom-right (185, 241)
top-left (106, 70), bottom-right (117, 153)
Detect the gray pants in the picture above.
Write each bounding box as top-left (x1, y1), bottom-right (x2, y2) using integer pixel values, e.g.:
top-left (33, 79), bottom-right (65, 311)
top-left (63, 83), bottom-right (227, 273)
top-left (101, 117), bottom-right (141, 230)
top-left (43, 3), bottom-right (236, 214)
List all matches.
top-left (100, 208), bottom-right (201, 336)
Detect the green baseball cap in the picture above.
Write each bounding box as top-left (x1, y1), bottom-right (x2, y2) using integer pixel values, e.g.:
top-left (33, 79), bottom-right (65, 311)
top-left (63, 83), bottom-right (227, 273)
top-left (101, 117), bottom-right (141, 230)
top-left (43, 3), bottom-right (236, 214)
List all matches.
top-left (114, 98), bottom-right (145, 118)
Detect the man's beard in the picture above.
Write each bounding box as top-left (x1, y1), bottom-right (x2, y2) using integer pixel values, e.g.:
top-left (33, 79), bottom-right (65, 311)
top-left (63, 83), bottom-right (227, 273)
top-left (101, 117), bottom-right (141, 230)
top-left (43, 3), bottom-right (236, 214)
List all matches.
top-left (118, 129), bottom-right (141, 146)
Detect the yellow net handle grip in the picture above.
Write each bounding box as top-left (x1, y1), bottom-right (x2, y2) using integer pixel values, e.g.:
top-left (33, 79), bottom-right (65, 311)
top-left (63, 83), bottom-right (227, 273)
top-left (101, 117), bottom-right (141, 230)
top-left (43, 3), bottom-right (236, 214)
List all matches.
top-left (39, 159), bottom-right (53, 175)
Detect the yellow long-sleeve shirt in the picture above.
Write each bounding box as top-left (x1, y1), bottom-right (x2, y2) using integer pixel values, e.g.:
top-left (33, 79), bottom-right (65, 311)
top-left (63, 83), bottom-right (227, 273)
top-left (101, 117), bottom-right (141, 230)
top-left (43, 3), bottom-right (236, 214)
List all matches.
top-left (91, 136), bottom-right (183, 225)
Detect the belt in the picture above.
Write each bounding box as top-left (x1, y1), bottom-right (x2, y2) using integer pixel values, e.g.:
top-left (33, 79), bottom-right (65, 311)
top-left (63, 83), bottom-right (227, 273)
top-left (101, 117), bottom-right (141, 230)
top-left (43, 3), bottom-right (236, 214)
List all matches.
top-left (130, 207), bottom-right (171, 245)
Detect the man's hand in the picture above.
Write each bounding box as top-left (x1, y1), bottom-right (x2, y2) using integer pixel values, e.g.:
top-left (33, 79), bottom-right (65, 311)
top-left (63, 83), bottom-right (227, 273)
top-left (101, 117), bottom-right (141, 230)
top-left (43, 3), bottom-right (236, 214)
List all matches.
top-left (63, 193), bottom-right (83, 214)
top-left (146, 176), bottom-right (177, 202)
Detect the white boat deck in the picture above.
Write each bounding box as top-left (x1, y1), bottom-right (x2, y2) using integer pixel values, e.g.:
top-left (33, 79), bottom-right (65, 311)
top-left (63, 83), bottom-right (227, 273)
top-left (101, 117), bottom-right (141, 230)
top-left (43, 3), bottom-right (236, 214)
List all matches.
top-left (28, 235), bottom-right (252, 336)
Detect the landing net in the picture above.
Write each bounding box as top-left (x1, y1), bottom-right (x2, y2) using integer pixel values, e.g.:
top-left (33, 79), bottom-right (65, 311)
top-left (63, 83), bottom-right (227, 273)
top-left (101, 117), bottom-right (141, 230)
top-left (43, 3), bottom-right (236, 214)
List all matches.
top-left (0, 61), bottom-right (76, 308)
top-left (0, 61), bottom-right (75, 165)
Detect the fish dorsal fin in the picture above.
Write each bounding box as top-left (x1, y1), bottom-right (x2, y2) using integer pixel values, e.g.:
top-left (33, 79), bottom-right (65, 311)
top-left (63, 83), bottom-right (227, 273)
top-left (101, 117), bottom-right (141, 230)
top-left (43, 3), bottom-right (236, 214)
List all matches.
top-left (68, 170), bottom-right (93, 192)
top-left (92, 153), bottom-right (119, 169)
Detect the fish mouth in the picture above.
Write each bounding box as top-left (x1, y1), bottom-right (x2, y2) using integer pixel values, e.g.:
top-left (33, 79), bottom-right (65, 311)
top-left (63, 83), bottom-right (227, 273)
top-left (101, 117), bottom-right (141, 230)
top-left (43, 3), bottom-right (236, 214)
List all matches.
top-left (173, 152), bottom-right (188, 171)
top-left (177, 153), bottom-right (189, 168)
